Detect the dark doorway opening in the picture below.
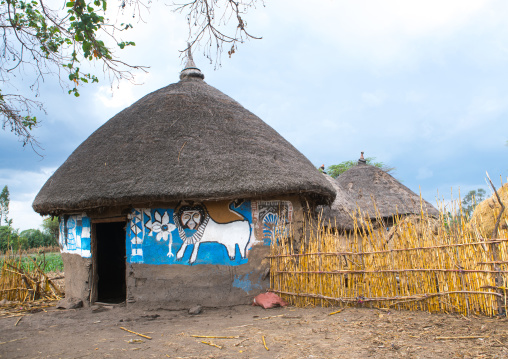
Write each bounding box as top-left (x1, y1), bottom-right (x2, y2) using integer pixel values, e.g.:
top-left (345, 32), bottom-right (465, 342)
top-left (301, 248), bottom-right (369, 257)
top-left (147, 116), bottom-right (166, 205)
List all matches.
top-left (95, 222), bottom-right (126, 303)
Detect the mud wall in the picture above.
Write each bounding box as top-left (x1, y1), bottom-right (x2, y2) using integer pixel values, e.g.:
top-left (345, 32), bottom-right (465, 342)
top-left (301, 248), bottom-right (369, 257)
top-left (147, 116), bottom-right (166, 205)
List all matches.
top-left (127, 244), bottom-right (270, 309)
top-left (61, 253), bottom-right (92, 305)
top-left (59, 198), bottom-right (303, 307)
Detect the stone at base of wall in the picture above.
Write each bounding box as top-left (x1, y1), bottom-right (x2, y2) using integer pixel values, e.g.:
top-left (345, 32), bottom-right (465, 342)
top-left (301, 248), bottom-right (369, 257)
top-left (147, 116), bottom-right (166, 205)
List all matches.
top-left (56, 297), bottom-right (84, 309)
top-left (188, 305), bottom-right (202, 315)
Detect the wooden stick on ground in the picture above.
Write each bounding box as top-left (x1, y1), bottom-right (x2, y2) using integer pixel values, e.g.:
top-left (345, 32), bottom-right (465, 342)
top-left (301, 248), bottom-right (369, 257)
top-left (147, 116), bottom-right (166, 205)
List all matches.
top-left (262, 335), bottom-right (269, 351)
top-left (14, 316), bottom-right (23, 326)
top-left (0, 337), bottom-right (27, 345)
top-left (234, 338), bottom-right (249, 347)
top-left (435, 336), bottom-right (488, 340)
top-left (200, 341), bottom-right (222, 349)
top-left (254, 314), bottom-right (284, 320)
top-left (191, 335), bottom-right (239, 339)
top-left (328, 309), bottom-right (343, 316)
top-left (119, 327), bottom-right (152, 340)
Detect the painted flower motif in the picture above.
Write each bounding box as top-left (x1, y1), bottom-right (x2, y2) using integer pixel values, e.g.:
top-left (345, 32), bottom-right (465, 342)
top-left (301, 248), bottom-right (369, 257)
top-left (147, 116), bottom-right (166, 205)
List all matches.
top-left (262, 212), bottom-right (288, 243)
top-left (146, 211), bottom-right (176, 242)
top-left (262, 213), bottom-right (279, 237)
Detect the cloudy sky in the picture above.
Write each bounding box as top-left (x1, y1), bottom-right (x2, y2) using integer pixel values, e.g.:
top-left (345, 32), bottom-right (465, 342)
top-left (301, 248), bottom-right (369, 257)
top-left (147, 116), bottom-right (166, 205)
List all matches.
top-left (1, 0), bottom-right (507, 231)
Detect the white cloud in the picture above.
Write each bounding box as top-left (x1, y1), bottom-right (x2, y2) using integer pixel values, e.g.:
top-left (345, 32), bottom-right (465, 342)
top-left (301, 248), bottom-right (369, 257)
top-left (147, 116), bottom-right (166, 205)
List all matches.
top-left (272, 0), bottom-right (497, 70)
top-left (468, 94), bottom-right (508, 117)
top-left (361, 91), bottom-right (386, 107)
top-left (0, 167), bottom-right (56, 231)
top-left (10, 200), bottom-right (46, 231)
top-left (95, 75), bottom-right (150, 109)
top-left (405, 91), bottom-right (426, 103)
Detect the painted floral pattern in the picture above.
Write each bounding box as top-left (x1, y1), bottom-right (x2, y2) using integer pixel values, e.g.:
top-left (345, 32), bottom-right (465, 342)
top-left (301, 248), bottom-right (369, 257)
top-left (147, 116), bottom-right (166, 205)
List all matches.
top-left (145, 210), bottom-right (177, 257)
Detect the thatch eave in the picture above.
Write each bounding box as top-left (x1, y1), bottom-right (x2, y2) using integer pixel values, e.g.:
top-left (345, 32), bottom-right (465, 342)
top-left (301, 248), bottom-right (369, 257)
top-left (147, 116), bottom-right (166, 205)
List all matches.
top-left (34, 187), bottom-right (333, 217)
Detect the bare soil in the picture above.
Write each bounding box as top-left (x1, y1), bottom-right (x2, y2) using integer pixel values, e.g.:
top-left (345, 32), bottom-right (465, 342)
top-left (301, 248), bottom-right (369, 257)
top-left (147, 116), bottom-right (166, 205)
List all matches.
top-left (0, 302), bottom-right (507, 359)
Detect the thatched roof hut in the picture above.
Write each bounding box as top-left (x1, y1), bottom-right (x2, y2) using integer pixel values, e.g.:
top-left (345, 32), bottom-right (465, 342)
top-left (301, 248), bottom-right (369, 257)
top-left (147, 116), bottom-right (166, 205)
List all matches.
top-left (321, 153), bottom-right (439, 230)
top-left (318, 174), bottom-right (356, 229)
top-left (33, 56), bottom-right (334, 216)
top-left (32, 53), bottom-right (335, 309)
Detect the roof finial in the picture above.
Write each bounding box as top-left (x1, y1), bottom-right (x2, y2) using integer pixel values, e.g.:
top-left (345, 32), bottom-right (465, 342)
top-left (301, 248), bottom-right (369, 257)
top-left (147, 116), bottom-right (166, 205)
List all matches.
top-left (358, 151), bottom-right (367, 165)
top-left (180, 43), bottom-right (204, 80)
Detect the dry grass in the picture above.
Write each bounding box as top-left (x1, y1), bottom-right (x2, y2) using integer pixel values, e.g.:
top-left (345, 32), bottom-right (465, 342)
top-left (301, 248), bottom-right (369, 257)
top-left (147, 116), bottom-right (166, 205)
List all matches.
top-left (0, 251), bottom-right (63, 304)
top-left (270, 198), bottom-right (508, 316)
top-left (24, 246), bottom-right (60, 255)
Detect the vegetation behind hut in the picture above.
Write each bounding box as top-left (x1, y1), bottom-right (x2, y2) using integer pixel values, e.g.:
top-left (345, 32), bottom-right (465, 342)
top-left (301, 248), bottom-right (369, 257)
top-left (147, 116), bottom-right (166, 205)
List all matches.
top-left (462, 188), bottom-right (487, 218)
top-left (324, 157), bottom-right (396, 178)
top-left (0, 186), bottom-right (59, 253)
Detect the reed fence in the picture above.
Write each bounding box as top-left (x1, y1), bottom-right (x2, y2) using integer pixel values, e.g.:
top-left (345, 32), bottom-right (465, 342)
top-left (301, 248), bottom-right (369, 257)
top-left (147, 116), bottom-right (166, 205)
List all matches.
top-left (270, 206), bottom-right (508, 317)
top-left (0, 251), bottom-right (62, 303)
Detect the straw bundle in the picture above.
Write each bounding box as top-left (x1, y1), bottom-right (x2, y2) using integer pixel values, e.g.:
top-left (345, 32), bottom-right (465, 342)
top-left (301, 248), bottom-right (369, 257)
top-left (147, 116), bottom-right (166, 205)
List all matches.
top-left (0, 252), bottom-right (62, 303)
top-left (470, 183), bottom-right (508, 237)
top-left (270, 198), bottom-right (508, 317)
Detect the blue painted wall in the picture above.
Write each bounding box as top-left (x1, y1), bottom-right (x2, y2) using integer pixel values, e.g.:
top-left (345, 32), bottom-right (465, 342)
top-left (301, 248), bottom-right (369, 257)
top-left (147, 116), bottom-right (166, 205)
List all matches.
top-left (57, 200), bottom-right (293, 267)
top-left (59, 215), bottom-right (91, 258)
top-left (126, 201), bottom-right (255, 266)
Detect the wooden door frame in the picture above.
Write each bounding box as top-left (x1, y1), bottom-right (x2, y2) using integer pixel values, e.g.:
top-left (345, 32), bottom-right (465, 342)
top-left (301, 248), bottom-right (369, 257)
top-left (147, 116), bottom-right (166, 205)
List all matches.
top-left (90, 217), bottom-right (127, 304)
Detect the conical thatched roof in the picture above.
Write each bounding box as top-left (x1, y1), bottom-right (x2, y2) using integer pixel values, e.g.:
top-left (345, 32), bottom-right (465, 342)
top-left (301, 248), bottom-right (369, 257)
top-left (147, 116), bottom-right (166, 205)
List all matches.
top-left (321, 155), bottom-right (439, 230)
top-left (317, 174), bottom-right (356, 229)
top-left (33, 58), bottom-right (335, 215)
top-left (337, 160), bottom-right (439, 219)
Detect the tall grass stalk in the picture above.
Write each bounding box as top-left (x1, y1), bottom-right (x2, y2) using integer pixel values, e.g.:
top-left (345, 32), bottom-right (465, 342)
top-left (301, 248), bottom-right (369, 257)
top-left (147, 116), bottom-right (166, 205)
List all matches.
top-left (270, 196), bottom-right (507, 316)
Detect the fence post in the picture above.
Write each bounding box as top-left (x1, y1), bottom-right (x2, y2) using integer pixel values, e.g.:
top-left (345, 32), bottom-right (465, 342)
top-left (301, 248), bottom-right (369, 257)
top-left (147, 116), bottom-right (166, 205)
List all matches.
top-left (489, 240), bottom-right (505, 316)
top-left (486, 174), bottom-right (506, 316)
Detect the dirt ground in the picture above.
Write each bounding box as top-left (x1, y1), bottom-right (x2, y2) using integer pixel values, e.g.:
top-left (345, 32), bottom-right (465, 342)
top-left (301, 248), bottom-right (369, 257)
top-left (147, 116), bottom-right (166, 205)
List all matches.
top-left (0, 301), bottom-right (507, 359)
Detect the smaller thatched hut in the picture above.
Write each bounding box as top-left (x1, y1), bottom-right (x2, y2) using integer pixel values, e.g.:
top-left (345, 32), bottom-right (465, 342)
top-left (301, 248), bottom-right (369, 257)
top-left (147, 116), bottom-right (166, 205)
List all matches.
top-left (321, 153), bottom-right (439, 231)
top-left (318, 174), bottom-right (356, 230)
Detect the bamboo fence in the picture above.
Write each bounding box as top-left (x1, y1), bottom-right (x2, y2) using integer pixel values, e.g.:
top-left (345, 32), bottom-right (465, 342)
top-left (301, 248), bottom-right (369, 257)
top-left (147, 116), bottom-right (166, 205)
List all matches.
top-left (0, 252), bottom-right (62, 303)
top-left (270, 203), bottom-right (508, 317)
